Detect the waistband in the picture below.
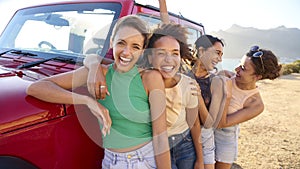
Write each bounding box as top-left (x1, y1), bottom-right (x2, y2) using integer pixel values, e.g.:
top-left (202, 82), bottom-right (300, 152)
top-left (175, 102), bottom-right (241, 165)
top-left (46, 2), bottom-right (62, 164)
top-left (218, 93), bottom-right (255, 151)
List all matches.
top-left (168, 128), bottom-right (190, 141)
top-left (104, 141), bottom-right (154, 164)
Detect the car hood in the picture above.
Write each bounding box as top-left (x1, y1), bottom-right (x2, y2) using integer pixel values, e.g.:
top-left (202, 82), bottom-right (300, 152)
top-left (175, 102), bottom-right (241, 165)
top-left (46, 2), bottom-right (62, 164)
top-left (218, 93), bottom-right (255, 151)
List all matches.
top-left (0, 66), bottom-right (65, 134)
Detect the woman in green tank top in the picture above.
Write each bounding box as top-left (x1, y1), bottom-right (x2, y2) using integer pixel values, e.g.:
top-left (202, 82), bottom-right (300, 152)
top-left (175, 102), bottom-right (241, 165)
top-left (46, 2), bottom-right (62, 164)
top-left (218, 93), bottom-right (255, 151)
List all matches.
top-left (95, 15), bottom-right (171, 169)
top-left (27, 14), bottom-right (171, 169)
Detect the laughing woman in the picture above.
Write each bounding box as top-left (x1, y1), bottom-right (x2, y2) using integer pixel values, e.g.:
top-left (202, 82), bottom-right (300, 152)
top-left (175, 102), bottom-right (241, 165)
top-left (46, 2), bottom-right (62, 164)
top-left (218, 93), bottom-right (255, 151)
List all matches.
top-left (190, 35), bottom-right (228, 169)
top-left (215, 46), bottom-right (282, 169)
top-left (144, 23), bottom-right (204, 169)
top-left (26, 15), bottom-right (171, 169)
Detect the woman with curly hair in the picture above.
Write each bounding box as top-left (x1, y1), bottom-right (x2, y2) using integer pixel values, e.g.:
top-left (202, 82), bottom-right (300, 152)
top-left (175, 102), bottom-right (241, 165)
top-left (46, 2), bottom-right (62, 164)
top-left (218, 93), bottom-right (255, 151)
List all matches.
top-left (143, 22), bottom-right (204, 169)
top-left (215, 46), bottom-right (282, 169)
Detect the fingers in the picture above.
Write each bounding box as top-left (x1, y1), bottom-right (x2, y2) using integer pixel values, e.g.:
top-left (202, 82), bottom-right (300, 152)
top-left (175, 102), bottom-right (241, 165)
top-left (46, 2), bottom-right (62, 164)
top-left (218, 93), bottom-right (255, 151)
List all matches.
top-left (94, 107), bottom-right (111, 137)
top-left (94, 82), bottom-right (109, 100)
top-left (189, 80), bottom-right (201, 96)
top-left (102, 110), bottom-right (111, 137)
top-left (95, 67), bottom-right (109, 99)
top-left (87, 97), bottom-right (111, 136)
top-left (99, 84), bottom-right (110, 100)
top-left (94, 82), bottom-right (100, 99)
top-left (86, 64), bottom-right (108, 99)
top-left (100, 107), bottom-right (111, 136)
top-left (89, 82), bottom-right (108, 100)
top-left (191, 89), bottom-right (201, 96)
top-left (99, 85), bottom-right (105, 100)
top-left (101, 123), bottom-right (110, 137)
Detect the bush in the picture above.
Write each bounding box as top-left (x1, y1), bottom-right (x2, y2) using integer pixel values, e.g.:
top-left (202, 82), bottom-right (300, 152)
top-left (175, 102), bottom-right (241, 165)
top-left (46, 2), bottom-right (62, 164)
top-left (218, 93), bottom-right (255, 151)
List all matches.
top-left (282, 60), bottom-right (300, 75)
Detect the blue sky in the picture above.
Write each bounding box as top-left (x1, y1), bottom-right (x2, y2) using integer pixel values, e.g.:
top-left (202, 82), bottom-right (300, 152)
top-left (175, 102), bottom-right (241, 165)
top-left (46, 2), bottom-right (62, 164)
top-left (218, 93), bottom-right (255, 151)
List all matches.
top-left (0, 0), bottom-right (300, 33)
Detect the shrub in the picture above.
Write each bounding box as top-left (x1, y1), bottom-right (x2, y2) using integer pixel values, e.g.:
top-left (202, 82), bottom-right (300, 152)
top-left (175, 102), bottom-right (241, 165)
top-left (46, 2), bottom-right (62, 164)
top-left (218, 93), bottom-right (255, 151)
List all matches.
top-left (281, 60), bottom-right (300, 75)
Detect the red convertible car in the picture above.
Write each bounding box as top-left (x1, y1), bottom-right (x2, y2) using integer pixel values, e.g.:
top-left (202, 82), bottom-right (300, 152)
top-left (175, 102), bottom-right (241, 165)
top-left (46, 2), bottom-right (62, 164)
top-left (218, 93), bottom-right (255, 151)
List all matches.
top-left (0, 0), bottom-right (204, 168)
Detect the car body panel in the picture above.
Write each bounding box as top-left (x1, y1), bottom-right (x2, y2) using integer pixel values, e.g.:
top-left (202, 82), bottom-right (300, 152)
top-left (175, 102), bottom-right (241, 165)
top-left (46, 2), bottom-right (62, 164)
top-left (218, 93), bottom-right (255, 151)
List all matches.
top-left (0, 0), bottom-right (204, 168)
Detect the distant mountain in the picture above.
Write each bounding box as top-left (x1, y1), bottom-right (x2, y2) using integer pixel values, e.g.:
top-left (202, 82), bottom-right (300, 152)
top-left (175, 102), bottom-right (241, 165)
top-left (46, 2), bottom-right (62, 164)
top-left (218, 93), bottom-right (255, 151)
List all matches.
top-left (211, 24), bottom-right (300, 63)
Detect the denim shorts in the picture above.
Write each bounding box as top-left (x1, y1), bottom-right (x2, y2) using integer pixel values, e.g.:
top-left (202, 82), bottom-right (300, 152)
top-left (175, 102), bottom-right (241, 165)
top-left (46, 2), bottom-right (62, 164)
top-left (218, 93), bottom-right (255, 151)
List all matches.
top-left (102, 141), bottom-right (156, 169)
top-left (201, 127), bottom-right (215, 164)
top-left (168, 129), bottom-right (196, 169)
top-left (214, 125), bottom-right (240, 163)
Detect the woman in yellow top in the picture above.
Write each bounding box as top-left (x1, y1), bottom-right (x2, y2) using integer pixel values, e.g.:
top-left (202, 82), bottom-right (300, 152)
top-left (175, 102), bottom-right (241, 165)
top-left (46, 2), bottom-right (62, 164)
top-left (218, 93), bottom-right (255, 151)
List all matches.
top-left (144, 23), bottom-right (204, 169)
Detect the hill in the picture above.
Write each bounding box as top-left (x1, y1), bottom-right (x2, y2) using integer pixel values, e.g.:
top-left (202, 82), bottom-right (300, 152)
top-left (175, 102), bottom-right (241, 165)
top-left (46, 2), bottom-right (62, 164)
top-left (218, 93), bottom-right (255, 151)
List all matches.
top-left (211, 24), bottom-right (300, 63)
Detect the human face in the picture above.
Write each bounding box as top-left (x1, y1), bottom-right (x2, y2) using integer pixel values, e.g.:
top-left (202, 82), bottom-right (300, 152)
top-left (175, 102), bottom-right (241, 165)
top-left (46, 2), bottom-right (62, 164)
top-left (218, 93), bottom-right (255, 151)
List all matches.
top-left (149, 36), bottom-right (181, 79)
top-left (234, 56), bottom-right (259, 85)
top-left (199, 41), bottom-right (223, 71)
top-left (111, 26), bottom-right (144, 73)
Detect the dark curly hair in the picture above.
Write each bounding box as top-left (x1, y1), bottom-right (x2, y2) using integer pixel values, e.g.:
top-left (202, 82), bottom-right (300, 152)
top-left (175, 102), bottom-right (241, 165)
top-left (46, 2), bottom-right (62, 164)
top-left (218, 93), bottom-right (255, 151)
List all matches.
top-left (139, 23), bottom-right (192, 68)
top-left (246, 48), bottom-right (282, 80)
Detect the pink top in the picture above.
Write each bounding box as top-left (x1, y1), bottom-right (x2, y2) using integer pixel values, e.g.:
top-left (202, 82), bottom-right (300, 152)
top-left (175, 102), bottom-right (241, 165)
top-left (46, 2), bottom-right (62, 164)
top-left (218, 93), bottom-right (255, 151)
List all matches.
top-left (228, 78), bottom-right (259, 115)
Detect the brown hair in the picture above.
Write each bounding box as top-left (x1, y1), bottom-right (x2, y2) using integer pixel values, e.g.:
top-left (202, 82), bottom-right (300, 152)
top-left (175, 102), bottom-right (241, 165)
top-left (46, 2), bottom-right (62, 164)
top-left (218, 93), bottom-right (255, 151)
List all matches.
top-left (147, 23), bottom-right (192, 60)
top-left (247, 49), bottom-right (282, 80)
top-left (111, 15), bottom-right (150, 49)
top-left (140, 23), bottom-right (192, 68)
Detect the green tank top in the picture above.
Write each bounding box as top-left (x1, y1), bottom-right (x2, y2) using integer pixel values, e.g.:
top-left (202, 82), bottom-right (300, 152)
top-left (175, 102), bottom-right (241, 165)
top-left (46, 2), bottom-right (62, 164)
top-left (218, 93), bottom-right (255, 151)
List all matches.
top-left (99, 64), bottom-right (152, 149)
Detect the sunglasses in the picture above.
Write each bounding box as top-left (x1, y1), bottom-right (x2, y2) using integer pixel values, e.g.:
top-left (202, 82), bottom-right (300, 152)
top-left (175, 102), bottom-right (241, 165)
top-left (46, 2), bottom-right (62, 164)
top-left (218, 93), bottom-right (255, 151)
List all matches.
top-left (250, 46), bottom-right (265, 73)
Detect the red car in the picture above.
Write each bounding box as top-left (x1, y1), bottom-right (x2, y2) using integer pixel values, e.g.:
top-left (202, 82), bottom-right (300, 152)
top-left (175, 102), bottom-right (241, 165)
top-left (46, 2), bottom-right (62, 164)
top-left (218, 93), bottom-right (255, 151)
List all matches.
top-left (0, 0), bottom-right (205, 168)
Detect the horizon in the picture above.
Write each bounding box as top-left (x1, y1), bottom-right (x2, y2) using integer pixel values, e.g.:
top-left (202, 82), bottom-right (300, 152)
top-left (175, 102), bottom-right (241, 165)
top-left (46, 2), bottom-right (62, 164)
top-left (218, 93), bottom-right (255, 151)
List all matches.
top-left (211, 24), bottom-right (300, 31)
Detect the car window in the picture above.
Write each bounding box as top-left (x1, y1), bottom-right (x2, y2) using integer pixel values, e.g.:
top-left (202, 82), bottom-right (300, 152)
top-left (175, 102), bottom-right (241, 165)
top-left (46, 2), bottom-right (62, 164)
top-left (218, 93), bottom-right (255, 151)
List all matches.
top-left (0, 3), bottom-right (121, 58)
top-left (137, 14), bottom-right (202, 50)
top-left (186, 27), bottom-right (201, 46)
top-left (137, 14), bottom-right (161, 29)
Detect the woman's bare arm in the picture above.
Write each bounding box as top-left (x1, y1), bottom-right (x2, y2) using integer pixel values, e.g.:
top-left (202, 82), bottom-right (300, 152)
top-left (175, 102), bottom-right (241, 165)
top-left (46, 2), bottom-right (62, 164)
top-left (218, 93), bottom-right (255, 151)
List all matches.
top-left (186, 107), bottom-right (204, 169)
top-left (199, 76), bottom-right (228, 128)
top-left (158, 0), bottom-right (170, 23)
top-left (218, 93), bottom-right (264, 128)
top-left (142, 70), bottom-right (171, 169)
top-left (26, 67), bottom-right (88, 103)
top-left (26, 67), bottom-right (111, 135)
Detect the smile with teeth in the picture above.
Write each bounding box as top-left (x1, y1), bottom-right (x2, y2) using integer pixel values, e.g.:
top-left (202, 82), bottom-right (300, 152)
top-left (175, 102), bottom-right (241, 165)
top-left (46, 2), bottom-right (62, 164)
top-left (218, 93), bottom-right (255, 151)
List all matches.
top-left (119, 56), bottom-right (132, 65)
top-left (161, 65), bottom-right (175, 72)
